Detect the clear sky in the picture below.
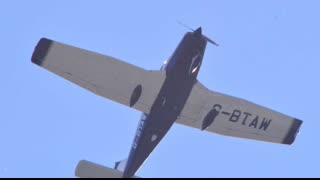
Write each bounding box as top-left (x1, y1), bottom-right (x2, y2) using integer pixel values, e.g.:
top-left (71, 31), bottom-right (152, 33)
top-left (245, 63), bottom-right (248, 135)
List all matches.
top-left (1, 0), bottom-right (319, 178)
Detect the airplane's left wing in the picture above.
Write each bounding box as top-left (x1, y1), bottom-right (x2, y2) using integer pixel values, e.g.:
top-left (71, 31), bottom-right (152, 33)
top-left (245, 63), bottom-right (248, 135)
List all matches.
top-left (32, 38), bottom-right (165, 114)
top-left (176, 80), bottom-right (302, 145)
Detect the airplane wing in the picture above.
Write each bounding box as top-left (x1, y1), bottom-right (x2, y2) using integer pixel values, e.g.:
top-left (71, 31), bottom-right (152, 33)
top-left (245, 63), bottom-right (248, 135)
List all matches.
top-left (176, 81), bottom-right (302, 145)
top-left (31, 38), bottom-right (165, 114)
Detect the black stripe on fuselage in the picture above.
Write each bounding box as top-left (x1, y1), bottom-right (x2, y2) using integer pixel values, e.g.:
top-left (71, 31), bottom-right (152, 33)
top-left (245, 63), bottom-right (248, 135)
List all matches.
top-left (122, 32), bottom-right (207, 178)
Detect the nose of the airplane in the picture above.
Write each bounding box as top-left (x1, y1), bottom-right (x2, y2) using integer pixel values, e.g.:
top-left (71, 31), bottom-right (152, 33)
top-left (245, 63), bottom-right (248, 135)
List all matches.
top-left (193, 27), bottom-right (202, 37)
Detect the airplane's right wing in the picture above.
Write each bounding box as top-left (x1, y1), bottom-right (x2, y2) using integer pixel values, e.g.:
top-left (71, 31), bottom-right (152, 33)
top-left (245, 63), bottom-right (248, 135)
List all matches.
top-left (32, 38), bottom-right (166, 114)
top-left (176, 81), bottom-right (303, 145)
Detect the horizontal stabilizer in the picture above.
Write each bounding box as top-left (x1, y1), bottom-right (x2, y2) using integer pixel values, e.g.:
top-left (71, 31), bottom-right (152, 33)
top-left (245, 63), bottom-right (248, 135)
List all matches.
top-left (75, 160), bottom-right (140, 178)
top-left (114, 159), bottom-right (127, 172)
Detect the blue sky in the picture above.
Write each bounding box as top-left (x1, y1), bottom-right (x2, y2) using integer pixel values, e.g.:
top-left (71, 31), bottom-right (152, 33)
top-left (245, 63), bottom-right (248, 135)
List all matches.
top-left (1, 0), bottom-right (319, 177)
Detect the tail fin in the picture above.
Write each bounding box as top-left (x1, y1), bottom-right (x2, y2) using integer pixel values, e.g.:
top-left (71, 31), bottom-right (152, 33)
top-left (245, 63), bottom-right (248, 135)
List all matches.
top-left (114, 159), bottom-right (128, 172)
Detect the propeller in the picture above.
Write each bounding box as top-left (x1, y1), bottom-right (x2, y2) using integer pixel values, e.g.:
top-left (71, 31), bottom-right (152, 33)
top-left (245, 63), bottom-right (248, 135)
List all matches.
top-left (177, 21), bottom-right (219, 46)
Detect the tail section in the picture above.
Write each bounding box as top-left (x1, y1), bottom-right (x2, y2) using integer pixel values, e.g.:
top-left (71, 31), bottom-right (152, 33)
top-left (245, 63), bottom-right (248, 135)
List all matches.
top-left (74, 160), bottom-right (140, 178)
top-left (114, 159), bottom-right (128, 172)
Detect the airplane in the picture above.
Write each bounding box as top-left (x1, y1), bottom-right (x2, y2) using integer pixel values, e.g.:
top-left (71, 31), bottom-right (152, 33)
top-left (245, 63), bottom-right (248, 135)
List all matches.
top-left (31, 27), bottom-right (303, 178)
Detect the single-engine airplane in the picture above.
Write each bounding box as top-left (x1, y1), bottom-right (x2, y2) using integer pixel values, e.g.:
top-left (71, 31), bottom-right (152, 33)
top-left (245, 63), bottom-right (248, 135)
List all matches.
top-left (31, 27), bottom-right (302, 178)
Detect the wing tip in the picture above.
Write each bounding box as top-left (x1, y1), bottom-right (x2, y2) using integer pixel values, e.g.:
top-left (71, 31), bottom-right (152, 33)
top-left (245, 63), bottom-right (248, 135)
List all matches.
top-left (283, 118), bottom-right (303, 145)
top-left (31, 38), bottom-right (53, 66)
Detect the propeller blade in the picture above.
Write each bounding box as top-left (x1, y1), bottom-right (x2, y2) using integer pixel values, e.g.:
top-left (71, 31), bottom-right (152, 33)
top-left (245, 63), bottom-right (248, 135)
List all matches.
top-left (177, 21), bottom-right (219, 46)
top-left (176, 20), bottom-right (194, 32)
top-left (205, 36), bottom-right (219, 46)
